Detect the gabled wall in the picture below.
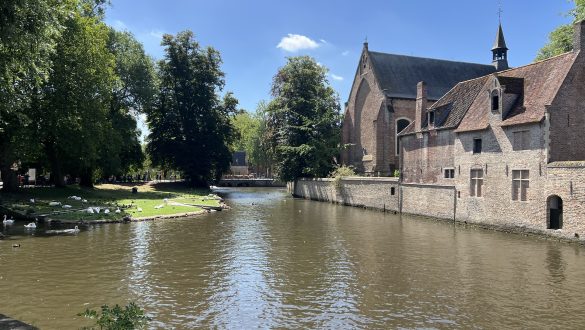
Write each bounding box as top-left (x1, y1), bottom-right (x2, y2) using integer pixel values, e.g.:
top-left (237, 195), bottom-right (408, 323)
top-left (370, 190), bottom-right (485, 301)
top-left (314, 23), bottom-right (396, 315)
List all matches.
top-left (548, 52), bottom-right (585, 162)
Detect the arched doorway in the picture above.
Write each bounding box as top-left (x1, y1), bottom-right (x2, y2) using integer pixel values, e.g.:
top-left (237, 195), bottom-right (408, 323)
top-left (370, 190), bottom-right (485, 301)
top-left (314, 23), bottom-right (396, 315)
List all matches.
top-left (547, 195), bottom-right (563, 229)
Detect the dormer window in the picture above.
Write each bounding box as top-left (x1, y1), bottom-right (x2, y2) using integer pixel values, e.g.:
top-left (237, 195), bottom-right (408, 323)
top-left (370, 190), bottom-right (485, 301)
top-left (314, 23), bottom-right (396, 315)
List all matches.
top-left (491, 90), bottom-right (500, 112)
top-left (428, 111), bottom-right (435, 126)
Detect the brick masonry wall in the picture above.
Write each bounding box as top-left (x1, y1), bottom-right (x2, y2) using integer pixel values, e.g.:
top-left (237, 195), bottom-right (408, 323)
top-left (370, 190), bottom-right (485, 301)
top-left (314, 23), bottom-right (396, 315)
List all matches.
top-left (454, 122), bottom-right (549, 229)
top-left (340, 49), bottom-right (429, 176)
top-left (293, 177), bottom-right (400, 211)
top-left (401, 129), bottom-right (455, 184)
top-left (549, 52), bottom-right (585, 162)
top-left (545, 164), bottom-right (585, 238)
top-left (401, 183), bottom-right (455, 220)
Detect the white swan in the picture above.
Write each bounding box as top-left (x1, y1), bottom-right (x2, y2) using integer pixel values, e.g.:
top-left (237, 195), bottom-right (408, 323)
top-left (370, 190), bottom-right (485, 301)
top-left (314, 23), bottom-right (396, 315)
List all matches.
top-left (29, 198), bottom-right (35, 203)
top-left (104, 209), bottom-right (110, 214)
top-left (62, 205), bottom-right (72, 209)
top-left (137, 207), bottom-right (143, 212)
top-left (24, 222), bottom-right (36, 229)
top-left (115, 208), bottom-right (121, 213)
top-left (49, 201), bottom-right (61, 206)
top-left (3, 215), bottom-right (15, 226)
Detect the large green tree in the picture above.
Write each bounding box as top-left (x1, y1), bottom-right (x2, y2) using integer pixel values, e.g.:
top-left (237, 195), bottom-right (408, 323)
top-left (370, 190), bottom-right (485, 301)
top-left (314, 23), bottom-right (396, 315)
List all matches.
top-left (266, 56), bottom-right (341, 182)
top-left (536, 0), bottom-right (585, 60)
top-left (0, 0), bottom-right (72, 191)
top-left (98, 29), bottom-right (157, 179)
top-left (146, 31), bottom-right (237, 187)
top-left (37, 6), bottom-right (116, 187)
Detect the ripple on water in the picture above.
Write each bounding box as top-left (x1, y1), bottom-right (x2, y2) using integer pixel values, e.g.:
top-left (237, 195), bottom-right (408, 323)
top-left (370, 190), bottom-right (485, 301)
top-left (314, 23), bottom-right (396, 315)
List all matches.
top-left (2, 188), bottom-right (585, 328)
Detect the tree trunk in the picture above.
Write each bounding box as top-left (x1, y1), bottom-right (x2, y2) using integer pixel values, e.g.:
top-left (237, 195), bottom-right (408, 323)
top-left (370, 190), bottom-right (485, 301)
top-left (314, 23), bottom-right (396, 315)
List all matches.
top-left (79, 168), bottom-right (94, 188)
top-left (45, 141), bottom-right (65, 187)
top-left (0, 165), bottom-right (18, 192)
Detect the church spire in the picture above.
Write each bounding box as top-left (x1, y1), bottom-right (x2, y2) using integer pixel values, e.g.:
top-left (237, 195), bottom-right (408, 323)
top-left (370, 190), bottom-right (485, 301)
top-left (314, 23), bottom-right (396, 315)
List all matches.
top-left (492, 23), bottom-right (509, 71)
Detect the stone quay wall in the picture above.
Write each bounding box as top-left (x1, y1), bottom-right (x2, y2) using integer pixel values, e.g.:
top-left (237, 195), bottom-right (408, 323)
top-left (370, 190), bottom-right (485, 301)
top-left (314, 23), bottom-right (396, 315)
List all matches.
top-left (291, 177), bottom-right (400, 212)
top-left (292, 177), bottom-right (456, 219)
top-left (291, 172), bottom-right (585, 242)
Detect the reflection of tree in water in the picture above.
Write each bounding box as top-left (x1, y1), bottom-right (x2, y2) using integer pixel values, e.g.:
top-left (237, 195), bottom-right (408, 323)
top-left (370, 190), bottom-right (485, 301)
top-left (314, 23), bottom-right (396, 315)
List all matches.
top-left (545, 243), bottom-right (566, 283)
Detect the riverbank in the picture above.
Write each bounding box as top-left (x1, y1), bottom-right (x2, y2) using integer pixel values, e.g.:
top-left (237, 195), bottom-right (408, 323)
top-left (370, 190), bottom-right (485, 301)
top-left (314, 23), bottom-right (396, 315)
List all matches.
top-left (290, 178), bottom-right (585, 244)
top-left (0, 182), bottom-right (226, 224)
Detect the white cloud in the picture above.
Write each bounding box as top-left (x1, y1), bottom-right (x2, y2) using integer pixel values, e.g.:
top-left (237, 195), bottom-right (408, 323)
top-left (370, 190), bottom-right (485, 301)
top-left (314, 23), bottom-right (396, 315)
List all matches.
top-left (277, 34), bottom-right (320, 52)
top-left (112, 20), bottom-right (128, 31)
top-left (342, 50), bottom-right (350, 56)
top-left (331, 74), bottom-right (344, 81)
top-left (149, 30), bottom-right (165, 39)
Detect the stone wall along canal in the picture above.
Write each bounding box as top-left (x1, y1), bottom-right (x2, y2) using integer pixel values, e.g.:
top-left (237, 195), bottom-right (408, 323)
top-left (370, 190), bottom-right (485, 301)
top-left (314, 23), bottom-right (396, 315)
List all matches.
top-left (1, 187), bottom-right (585, 328)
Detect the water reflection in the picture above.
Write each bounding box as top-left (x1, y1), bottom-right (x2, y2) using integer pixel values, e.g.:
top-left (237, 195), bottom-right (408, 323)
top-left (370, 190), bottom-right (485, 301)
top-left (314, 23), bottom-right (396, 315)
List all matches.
top-left (2, 188), bottom-right (585, 328)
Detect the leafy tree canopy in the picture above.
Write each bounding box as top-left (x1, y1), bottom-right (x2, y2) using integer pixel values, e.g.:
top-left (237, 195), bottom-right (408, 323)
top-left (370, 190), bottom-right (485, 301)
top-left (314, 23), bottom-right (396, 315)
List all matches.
top-left (146, 31), bottom-right (237, 187)
top-left (536, 0), bottom-right (585, 61)
top-left (266, 56), bottom-right (341, 182)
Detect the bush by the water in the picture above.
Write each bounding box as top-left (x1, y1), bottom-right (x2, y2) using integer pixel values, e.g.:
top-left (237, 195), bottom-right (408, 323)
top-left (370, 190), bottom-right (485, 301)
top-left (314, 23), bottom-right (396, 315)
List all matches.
top-left (329, 166), bottom-right (356, 188)
top-left (79, 302), bottom-right (150, 329)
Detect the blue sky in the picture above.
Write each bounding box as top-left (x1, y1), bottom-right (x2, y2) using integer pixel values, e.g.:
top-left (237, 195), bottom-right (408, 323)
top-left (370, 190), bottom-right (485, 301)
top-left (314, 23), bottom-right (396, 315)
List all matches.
top-left (105, 0), bottom-right (575, 113)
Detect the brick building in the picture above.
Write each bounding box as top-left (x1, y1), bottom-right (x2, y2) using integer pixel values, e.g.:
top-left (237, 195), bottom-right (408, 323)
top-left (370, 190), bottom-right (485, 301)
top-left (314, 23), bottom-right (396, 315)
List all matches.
top-left (399, 20), bottom-right (585, 236)
top-left (340, 41), bottom-right (496, 175)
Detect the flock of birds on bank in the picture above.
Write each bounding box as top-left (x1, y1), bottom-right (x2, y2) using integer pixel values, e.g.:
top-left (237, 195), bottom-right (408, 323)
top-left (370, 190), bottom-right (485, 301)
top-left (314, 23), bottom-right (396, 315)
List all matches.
top-left (3, 214), bottom-right (80, 239)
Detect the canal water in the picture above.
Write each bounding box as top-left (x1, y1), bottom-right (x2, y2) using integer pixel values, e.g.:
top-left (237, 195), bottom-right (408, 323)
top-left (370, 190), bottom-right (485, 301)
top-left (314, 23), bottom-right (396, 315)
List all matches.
top-left (1, 187), bottom-right (585, 329)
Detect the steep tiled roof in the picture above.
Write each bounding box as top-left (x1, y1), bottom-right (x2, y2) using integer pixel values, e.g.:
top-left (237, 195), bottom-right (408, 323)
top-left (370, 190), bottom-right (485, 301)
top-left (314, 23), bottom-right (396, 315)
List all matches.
top-left (498, 52), bottom-right (577, 127)
top-left (368, 51), bottom-right (496, 100)
top-left (399, 76), bottom-right (490, 136)
top-left (401, 51), bottom-right (579, 135)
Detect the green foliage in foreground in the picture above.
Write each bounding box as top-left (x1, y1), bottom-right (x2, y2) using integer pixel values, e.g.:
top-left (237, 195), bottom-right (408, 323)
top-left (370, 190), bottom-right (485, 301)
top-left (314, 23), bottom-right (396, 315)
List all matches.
top-left (79, 302), bottom-right (150, 330)
top-left (536, 0), bottom-right (585, 61)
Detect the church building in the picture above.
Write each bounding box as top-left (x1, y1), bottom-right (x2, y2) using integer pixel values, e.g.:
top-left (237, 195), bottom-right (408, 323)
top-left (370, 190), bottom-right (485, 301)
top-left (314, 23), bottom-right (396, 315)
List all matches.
top-left (341, 27), bottom-right (506, 175)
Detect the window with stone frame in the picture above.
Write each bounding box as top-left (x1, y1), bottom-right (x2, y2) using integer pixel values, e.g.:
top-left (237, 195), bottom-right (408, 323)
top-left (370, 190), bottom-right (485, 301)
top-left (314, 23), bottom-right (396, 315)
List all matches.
top-left (512, 130), bottom-right (530, 151)
top-left (444, 168), bottom-right (455, 179)
top-left (512, 170), bottom-right (529, 201)
top-left (470, 169), bottom-right (484, 197)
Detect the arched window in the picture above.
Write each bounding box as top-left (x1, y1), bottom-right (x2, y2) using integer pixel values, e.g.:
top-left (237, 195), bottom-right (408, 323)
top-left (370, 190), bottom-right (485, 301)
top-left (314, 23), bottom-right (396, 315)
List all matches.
top-left (395, 118), bottom-right (411, 156)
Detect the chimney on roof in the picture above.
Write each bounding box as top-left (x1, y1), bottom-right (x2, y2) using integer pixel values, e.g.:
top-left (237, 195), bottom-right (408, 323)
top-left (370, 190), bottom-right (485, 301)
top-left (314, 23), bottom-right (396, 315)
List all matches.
top-left (415, 81), bottom-right (427, 132)
top-left (575, 20), bottom-right (585, 52)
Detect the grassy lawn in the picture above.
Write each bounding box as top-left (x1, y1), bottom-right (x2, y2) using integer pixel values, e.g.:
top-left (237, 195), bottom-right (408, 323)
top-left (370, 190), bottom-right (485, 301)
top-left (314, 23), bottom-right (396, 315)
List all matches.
top-left (0, 182), bottom-right (222, 222)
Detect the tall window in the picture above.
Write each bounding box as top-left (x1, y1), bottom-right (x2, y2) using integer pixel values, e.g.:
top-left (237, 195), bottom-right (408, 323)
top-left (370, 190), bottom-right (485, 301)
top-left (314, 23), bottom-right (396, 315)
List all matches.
top-left (513, 130), bottom-right (530, 151)
top-left (491, 91), bottom-right (499, 111)
top-left (470, 169), bottom-right (484, 197)
top-left (473, 138), bottom-right (482, 154)
top-left (395, 118), bottom-right (411, 155)
top-left (512, 170), bottom-right (530, 201)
